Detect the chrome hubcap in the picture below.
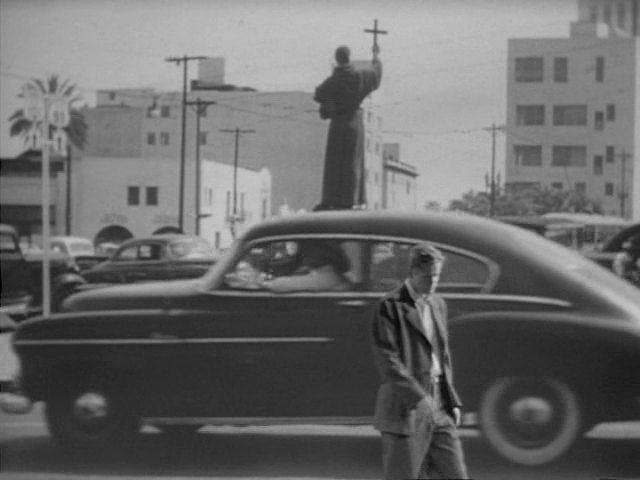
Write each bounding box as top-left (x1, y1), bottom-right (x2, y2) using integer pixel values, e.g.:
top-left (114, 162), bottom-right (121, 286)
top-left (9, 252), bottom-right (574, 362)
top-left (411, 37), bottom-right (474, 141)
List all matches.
top-left (72, 392), bottom-right (109, 423)
top-left (508, 396), bottom-right (554, 427)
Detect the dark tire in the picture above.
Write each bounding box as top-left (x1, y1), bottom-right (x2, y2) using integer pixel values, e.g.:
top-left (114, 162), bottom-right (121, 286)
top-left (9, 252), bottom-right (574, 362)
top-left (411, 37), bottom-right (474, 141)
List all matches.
top-left (45, 376), bottom-right (139, 451)
top-left (479, 376), bottom-right (582, 466)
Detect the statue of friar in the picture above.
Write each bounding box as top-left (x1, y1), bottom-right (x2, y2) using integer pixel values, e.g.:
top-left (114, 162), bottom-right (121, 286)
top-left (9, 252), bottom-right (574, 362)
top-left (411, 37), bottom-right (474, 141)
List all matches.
top-left (313, 44), bottom-right (382, 210)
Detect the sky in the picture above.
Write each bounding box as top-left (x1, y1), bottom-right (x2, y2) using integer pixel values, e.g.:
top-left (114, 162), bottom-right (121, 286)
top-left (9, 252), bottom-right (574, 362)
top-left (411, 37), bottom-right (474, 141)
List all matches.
top-left (0, 0), bottom-right (577, 206)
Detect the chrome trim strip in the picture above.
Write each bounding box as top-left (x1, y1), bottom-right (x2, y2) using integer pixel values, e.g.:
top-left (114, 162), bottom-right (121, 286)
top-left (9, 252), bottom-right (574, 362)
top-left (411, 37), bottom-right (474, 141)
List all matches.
top-left (145, 416), bottom-right (372, 426)
top-left (443, 293), bottom-right (572, 308)
top-left (14, 337), bottom-right (334, 346)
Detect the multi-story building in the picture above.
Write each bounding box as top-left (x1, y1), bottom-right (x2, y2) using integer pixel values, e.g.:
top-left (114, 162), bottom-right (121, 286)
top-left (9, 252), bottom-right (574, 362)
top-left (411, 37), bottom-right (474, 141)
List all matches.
top-left (505, 0), bottom-right (639, 220)
top-left (381, 143), bottom-right (419, 210)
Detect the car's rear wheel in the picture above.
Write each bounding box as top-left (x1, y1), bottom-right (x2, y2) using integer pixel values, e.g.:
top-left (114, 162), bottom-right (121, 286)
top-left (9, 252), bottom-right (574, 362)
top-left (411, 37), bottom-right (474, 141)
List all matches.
top-left (45, 377), bottom-right (139, 451)
top-left (479, 376), bottom-right (582, 466)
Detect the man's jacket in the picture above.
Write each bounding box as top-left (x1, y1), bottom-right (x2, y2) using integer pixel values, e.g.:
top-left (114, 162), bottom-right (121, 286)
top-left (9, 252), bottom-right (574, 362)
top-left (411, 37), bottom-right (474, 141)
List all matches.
top-left (371, 283), bottom-right (462, 435)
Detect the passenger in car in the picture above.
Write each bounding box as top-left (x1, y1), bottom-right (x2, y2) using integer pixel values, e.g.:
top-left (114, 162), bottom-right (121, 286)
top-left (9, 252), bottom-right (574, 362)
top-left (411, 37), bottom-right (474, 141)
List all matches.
top-left (261, 241), bottom-right (351, 293)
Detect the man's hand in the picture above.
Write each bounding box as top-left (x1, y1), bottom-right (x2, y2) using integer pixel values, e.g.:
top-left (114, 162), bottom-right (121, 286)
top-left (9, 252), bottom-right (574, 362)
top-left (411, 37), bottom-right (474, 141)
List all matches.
top-left (452, 407), bottom-right (462, 427)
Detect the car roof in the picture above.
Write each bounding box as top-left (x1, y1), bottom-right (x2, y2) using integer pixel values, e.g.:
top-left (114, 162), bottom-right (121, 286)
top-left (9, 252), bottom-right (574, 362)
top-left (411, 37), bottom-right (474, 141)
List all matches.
top-left (242, 210), bottom-right (544, 261)
top-left (50, 236), bottom-right (93, 243)
top-left (0, 224), bottom-right (18, 234)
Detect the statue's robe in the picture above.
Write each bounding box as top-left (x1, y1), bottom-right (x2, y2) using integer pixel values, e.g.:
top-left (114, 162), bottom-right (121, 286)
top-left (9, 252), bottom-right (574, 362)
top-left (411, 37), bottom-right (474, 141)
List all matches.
top-left (314, 59), bottom-right (382, 210)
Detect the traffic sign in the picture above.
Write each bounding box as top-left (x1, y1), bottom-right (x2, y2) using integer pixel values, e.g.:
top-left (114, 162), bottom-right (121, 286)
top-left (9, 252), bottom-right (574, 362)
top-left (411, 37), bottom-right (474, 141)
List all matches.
top-left (22, 84), bottom-right (45, 122)
top-left (48, 96), bottom-right (71, 128)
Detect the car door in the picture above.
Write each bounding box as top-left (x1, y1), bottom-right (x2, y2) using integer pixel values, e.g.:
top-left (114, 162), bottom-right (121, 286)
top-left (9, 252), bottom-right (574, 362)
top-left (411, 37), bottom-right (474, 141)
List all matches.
top-left (127, 241), bottom-right (170, 282)
top-left (170, 236), bottom-right (379, 420)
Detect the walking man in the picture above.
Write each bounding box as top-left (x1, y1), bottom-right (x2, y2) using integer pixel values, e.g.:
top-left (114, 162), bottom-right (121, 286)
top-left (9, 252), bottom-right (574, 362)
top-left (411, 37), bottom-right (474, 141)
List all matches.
top-left (313, 44), bottom-right (382, 210)
top-left (371, 242), bottom-right (469, 479)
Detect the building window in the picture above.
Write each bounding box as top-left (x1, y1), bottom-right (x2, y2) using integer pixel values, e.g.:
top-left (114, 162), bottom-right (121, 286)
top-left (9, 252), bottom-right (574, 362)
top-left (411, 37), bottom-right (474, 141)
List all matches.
top-left (593, 155), bottom-right (604, 174)
top-left (160, 132), bottom-right (170, 145)
top-left (603, 3), bottom-right (612, 23)
top-left (594, 111), bottom-right (604, 130)
top-left (515, 57), bottom-right (544, 82)
top-left (199, 132), bottom-right (207, 145)
top-left (262, 198), bottom-right (268, 220)
top-left (552, 146), bottom-right (587, 167)
top-left (596, 56), bottom-right (605, 82)
top-left (514, 145), bottom-right (542, 166)
top-left (553, 105), bottom-right (587, 126)
top-left (551, 182), bottom-right (563, 190)
top-left (206, 187), bottom-right (213, 206)
top-left (109, 91), bottom-right (116, 100)
top-left (516, 105), bottom-right (545, 125)
top-left (406, 180), bottom-right (411, 194)
top-left (128, 186), bottom-right (140, 206)
top-left (606, 145), bottom-right (615, 163)
top-left (616, 2), bottom-right (626, 28)
top-left (575, 182), bottom-right (586, 194)
top-left (606, 104), bottom-right (616, 121)
top-left (146, 186), bottom-right (158, 206)
top-left (594, 155), bottom-right (604, 175)
top-left (214, 232), bottom-right (221, 249)
top-left (605, 182), bottom-right (615, 196)
top-left (553, 57), bottom-right (568, 82)
top-left (161, 106), bottom-right (170, 118)
top-left (147, 132), bottom-right (156, 145)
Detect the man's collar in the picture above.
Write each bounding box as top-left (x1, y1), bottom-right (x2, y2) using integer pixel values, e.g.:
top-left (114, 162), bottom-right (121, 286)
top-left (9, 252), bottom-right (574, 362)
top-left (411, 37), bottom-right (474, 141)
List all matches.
top-left (404, 279), bottom-right (428, 303)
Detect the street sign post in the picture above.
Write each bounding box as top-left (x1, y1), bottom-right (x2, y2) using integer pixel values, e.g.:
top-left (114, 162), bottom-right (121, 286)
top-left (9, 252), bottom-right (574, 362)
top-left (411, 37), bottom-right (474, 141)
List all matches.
top-left (21, 87), bottom-right (71, 316)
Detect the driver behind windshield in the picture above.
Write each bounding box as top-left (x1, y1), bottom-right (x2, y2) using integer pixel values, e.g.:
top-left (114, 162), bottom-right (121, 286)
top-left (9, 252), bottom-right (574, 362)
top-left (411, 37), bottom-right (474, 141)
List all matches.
top-left (261, 241), bottom-right (351, 293)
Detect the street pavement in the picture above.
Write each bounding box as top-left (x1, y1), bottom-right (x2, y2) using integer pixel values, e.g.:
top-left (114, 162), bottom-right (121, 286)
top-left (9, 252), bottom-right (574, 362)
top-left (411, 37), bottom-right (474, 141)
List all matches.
top-left (1, 404), bottom-right (639, 480)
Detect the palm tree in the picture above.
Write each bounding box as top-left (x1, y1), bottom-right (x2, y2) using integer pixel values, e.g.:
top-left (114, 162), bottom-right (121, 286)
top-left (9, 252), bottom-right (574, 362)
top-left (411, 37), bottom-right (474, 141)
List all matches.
top-left (9, 74), bottom-right (88, 234)
top-left (9, 74), bottom-right (87, 150)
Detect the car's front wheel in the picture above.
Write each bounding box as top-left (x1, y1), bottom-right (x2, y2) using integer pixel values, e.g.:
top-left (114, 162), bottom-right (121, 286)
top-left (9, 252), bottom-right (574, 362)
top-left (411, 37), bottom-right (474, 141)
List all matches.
top-left (479, 376), bottom-right (582, 466)
top-left (45, 377), bottom-right (139, 451)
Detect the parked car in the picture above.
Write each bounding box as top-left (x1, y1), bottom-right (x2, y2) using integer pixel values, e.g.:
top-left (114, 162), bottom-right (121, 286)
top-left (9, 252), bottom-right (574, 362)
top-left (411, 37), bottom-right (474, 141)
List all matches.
top-left (4, 211), bottom-right (640, 466)
top-left (50, 236), bottom-right (108, 272)
top-left (586, 222), bottom-right (640, 272)
top-left (0, 224), bottom-right (82, 320)
top-left (79, 234), bottom-right (218, 285)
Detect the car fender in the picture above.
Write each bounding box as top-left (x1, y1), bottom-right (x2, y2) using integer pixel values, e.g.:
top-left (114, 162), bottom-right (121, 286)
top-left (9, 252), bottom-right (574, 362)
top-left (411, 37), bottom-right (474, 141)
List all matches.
top-left (448, 309), bottom-right (640, 422)
top-left (52, 272), bottom-right (87, 291)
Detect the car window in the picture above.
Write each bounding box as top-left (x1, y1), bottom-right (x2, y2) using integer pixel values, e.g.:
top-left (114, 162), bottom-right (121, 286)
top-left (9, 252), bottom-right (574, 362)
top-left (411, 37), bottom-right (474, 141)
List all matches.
top-left (224, 238), bottom-right (353, 293)
top-left (169, 238), bottom-right (213, 259)
top-left (50, 242), bottom-right (66, 254)
top-left (139, 244), bottom-right (162, 261)
top-left (114, 245), bottom-right (138, 261)
top-left (68, 241), bottom-right (95, 255)
top-left (369, 240), bottom-right (491, 293)
top-left (0, 232), bottom-right (20, 253)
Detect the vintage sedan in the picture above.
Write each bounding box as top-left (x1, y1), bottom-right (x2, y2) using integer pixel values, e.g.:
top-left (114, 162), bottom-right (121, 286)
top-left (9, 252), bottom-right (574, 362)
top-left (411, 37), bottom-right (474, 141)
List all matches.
top-left (4, 211), bottom-right (640, 466)
top-left (80, 234), bottom-right (218, 284)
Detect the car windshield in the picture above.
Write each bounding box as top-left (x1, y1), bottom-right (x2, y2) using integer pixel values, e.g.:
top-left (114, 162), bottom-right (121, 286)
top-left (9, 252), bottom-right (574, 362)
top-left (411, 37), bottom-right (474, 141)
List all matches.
top-left (169, 238), bottom-right (214, 259)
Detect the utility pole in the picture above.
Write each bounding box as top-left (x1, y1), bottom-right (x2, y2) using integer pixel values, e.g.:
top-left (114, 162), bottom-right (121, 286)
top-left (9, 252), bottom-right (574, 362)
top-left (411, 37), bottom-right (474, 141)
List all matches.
top-left (616, 149), bottom-right (633, 218)
top-left (484, 123), bottom-right (504, 217)
top-left (185, 98), bottom-right (216, 235)
top-left (220, 128), bottom-right (256, 239)
top-left (165, 55), bottom-right (207, 232)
